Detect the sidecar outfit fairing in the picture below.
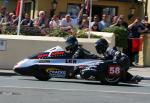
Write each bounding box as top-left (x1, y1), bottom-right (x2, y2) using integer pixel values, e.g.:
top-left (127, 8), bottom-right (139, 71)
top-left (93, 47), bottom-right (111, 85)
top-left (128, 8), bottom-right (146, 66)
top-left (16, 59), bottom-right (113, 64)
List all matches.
top-left (13, 46), bottom-right (127, 85)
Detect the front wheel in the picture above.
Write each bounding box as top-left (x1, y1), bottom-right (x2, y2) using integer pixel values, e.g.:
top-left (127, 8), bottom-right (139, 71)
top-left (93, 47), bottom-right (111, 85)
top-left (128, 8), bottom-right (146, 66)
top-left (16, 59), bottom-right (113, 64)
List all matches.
top-left (34, 69), bottom-right (51, 81)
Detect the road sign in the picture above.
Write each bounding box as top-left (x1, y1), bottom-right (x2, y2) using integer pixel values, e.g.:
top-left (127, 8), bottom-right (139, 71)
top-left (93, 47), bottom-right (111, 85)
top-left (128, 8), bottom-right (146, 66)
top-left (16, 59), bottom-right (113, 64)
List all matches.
top-left (0, 40), bottom-right (7, 51)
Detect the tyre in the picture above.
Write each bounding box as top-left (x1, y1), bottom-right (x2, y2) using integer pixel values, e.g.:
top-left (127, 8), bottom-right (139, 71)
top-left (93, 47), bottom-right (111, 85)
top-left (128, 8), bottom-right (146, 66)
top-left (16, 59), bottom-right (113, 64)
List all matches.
top-left (34, 69), bottom-right (51, 81)
top-left (100, 74), bottom-right (120, 85)
top-left (100, 65), bottom-right (122, 85)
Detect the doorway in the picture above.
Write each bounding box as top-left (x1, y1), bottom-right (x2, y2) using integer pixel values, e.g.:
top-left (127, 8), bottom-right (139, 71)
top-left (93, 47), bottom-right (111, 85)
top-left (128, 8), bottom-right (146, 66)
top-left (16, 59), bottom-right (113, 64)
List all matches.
top-left (92, 5), bottom-right (118, 21)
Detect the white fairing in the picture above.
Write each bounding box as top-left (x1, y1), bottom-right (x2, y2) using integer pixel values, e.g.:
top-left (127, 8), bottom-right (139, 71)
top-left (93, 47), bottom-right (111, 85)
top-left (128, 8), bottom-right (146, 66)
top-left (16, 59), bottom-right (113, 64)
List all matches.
top-left (14, 59), bottom-right (39, 68)
top-left (13, 46), bottom-right (103, 69)
top-left (45, 46), bottom-right (65, 57)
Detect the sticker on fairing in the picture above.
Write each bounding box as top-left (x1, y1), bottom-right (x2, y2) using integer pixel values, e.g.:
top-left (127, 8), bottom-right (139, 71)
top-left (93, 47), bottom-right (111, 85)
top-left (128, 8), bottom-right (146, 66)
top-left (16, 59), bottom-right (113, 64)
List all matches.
top-left (46, 68), bottom-right (66, 78)
top-left (108, 65), bottom-right (121, 76)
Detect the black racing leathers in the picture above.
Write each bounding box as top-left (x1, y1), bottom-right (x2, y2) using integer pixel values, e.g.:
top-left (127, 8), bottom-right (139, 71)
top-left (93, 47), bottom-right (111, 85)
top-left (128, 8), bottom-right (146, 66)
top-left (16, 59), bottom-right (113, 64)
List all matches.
top-left (104, 47), bottom-right (134, 82)
top-left (105, 47), bottom-right (130, 71)
top-left (72, 46), bottom-right (99, 59)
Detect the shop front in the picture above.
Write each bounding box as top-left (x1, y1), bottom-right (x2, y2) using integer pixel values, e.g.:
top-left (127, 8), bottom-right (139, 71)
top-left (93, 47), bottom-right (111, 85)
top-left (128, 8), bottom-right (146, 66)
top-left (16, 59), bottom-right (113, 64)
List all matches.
top-left (35, 0), bottom-right (143, 21)
top-left (0, 0), bottom-right (145, 21)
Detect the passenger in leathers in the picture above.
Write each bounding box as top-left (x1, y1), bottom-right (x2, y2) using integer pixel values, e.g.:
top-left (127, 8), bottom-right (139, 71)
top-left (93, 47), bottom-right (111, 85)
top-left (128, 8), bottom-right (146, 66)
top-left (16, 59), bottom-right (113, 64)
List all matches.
top-left (65, 36), bottom-right (143, 83)
top-left (95, 38), bottom-right (143, 83)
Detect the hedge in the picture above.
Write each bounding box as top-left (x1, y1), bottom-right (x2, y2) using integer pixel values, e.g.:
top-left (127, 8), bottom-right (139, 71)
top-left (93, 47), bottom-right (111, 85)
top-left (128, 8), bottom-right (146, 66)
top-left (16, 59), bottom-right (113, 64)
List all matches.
top-left (1, 26), bottom-right (101, 38)
top-left (103, 26), bottom-right (128, 48)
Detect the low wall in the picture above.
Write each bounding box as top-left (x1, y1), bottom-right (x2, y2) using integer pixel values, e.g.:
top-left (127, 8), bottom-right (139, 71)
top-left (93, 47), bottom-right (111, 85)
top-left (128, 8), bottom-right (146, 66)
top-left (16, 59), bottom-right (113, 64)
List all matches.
top-left (0, 33), bottom-right (115, 69)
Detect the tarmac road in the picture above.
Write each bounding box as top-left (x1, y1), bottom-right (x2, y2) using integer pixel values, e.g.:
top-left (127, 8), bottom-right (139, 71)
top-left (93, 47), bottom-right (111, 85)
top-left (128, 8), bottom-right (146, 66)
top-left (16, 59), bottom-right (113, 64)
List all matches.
top-left (0, 75), bottom-right (150, 103)
top-left (0, 67), bottom-right (150, 103)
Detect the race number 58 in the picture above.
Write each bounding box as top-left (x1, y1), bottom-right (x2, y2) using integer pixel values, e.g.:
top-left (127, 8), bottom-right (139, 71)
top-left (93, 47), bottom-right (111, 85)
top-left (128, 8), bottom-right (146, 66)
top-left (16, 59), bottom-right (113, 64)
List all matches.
top-left (108, 65), bottom-right (121, 75)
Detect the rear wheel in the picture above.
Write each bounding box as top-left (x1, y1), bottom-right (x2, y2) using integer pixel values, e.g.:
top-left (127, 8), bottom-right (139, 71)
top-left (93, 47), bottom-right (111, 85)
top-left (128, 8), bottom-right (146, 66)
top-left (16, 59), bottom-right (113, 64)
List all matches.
top-left (100, 74), bottom-right (120, 85)
top-left (100, 65), bottom-right (122, 85)
top-left (34, 69), bottom-right (51, 81)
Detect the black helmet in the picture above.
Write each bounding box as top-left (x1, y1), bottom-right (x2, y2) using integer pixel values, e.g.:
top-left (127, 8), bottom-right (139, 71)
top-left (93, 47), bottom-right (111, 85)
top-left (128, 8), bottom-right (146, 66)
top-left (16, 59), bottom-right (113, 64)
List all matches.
top-left (65, 36), bottom-right (78, 51)
top-left (95, 38), bottom-right (109, 54)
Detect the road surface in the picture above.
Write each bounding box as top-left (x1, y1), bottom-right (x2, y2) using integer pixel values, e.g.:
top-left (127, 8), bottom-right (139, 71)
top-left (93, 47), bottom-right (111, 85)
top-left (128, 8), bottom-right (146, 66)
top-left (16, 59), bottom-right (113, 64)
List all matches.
top-left (0, 76), bottom-right (150, 103)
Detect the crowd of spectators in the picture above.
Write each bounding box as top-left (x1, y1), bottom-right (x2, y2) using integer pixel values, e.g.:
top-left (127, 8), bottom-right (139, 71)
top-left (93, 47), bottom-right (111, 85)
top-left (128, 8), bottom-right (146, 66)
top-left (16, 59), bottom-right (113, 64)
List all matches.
top-left (0, 5), bottom-right (150, 34)
top-left (0, 5), bottom-right (150, 66)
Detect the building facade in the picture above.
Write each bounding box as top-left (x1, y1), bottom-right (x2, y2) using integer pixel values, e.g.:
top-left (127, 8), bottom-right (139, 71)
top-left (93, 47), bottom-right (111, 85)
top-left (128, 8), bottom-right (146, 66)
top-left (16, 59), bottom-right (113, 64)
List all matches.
top-left (0, 0), bottom-right (148, 21)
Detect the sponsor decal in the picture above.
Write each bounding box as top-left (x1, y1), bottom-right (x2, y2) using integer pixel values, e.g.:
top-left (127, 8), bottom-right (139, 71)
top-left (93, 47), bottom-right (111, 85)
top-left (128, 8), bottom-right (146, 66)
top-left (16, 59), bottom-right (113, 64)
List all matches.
top-left (46, 68), bottom-right (62, 72)
top-left (46, 68), bottom-right (66, 78)
top-left (66, 59), bottom-right (76, 63)
top-left (37, 53), bottom-right (49, 59)
top-left (108, 65), bottom-right (121, 76)
top-left (39, 60), bottom-right (50, 63)
top-left (51, 51), bottom-right (65, 56)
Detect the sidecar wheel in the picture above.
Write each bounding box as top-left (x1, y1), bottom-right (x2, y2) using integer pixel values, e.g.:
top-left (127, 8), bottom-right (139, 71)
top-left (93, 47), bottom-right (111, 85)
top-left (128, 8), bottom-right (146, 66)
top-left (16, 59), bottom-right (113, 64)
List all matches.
top-left (34, 69), bottom-right (51, 81)
top-left (100, 66), bottom-right (122, 85)
top-left (100, 74), bottom-right (120, 85)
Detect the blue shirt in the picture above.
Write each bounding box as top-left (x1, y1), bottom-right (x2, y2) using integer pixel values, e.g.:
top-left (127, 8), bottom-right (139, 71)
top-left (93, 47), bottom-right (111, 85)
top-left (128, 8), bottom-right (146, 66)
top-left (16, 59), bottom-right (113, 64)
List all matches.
top-left (98, 20), bottom-right (109, 31)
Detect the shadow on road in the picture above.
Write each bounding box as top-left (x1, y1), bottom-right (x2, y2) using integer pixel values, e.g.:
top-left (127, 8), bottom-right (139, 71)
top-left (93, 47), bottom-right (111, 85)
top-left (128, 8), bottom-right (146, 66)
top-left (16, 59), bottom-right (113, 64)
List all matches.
top-left (19, 78), bottom-right (142, 87)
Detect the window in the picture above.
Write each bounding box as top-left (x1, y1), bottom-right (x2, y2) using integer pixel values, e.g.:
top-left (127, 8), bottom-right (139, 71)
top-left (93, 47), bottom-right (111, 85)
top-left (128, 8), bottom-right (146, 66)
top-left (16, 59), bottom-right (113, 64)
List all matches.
top-left (24, 2), bottom-right (32, 16)
top-left (67, 4), bottom-right (81, 19)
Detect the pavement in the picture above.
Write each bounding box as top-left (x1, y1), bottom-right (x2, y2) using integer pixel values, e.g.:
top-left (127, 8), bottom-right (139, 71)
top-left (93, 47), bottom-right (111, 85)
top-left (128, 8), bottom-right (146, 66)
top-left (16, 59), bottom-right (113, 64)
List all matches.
top-left (129, 67), bottom-right (150, 80)
top-left (0, 67), bottom-right (150, 79)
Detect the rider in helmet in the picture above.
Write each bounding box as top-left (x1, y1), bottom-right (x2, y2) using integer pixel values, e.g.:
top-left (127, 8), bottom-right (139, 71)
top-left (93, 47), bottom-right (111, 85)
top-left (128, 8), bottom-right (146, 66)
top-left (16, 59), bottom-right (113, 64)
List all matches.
top-left (95, 38), bottom-right (143, 83)
top-left (65, 35), bottom-right (98, 59)
top-left (95, 38), bottom-right (109, 56)
top-left (65, 35), bottom-right (78, 54)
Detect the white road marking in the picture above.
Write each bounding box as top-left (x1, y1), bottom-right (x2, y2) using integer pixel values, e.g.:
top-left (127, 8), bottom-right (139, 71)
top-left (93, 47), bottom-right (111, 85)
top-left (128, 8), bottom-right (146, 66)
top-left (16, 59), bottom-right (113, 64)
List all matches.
top-left (139, 82), bottom-right (150, 86)
top-left (0, 85), bottom-right (150, 95)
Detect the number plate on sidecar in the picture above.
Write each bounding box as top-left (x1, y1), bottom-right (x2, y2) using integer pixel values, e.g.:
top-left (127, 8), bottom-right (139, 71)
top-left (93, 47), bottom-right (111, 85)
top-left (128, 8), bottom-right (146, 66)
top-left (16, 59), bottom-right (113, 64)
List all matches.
top-left (108, 65), bottom-right (121, 76)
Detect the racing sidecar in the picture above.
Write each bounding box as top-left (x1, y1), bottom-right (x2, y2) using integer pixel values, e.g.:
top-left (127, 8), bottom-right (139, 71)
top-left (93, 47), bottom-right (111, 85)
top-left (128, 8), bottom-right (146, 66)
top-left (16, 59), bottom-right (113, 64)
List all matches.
top-left (13, 46), bottom-right (137, 85)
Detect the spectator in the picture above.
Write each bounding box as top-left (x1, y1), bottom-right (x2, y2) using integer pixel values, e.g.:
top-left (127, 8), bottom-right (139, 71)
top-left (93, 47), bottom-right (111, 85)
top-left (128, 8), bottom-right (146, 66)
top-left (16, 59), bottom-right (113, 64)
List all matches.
top-left (21, 13), bottom-right (33, 27)
top-left (142, 16), bottom-right (150, 33)
top-left (0, 6), bottom-right (9, 33)
top-left (77, 3), bottom-right (88, 25)
top-left (79, 19), bottom-right (89, 31)
top-left (49, 15), bottom-right (60, 29)
top-left (34, 11), bottom-right (48, 28)
top-left (78, 12), bottom-right (88, 25)
top-left (142, 16), bottom-right (149, 23)
top-left (110, 15), bottom-right (128, 29)
top-left (11, 14), bottom-right (18, 26)
top-left (0, 6), bottom-right (9, 21)
top-left (98, 14), bottom-right (109, 31)
top-left (110, 16), bottom-right (118, 25)
top-left (60, 14), bottom-right (74, 32)
top-left (91, 22), bottom-right (99, 31)
top-left (128, 17), bottom-right (147, 66)
top-left (91, 15), bottom-right (99, 28)
top-left (34, 11), bottom-right (48, 35)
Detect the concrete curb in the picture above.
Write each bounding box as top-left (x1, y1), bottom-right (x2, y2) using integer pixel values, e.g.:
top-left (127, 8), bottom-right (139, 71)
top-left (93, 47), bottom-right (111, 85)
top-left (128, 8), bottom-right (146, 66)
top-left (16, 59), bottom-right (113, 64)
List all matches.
top-left (0, 70), bottom-right (17, 76)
